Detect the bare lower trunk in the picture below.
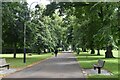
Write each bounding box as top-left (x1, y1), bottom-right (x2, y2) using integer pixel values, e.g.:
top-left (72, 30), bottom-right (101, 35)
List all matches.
top-left (82, 48), bottom-right (86, 52)
top-left (72, 44), bottom-right (75, 51)
top-left (77, 48), bottom-right (80, 55)
top-left (13, 43), bottom-right (16, 58)
top-left (48, 49), bottom-right (50, 53)
top-left (37, 48), bottom-right (41, 54)
top-left (44, 49), bottom-right (47, 53)
top-left (105, 45), bottom-right (114, 58)
top-left (97, 49), bottom-right (100, 55)
top-left (90, 48), bottom-right (95, 54)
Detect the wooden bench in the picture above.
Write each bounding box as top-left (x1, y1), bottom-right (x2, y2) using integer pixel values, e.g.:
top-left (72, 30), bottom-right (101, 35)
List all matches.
top-left (93, 59), bottom-right (105, 74)
top-left (0, 58), bottom-right (9, 69)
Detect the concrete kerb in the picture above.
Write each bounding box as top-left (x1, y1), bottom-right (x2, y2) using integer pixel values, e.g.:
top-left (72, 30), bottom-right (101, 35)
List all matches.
top-left (72, 52), bottom-right (87, 78)
top-left (81, 68), bottom-right (113, 76)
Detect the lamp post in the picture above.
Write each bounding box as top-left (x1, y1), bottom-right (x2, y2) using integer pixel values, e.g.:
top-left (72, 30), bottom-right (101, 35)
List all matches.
top-left (23, 2), bottom-right (39, 63)
top-left (23, 2), bottom-right (28, 63)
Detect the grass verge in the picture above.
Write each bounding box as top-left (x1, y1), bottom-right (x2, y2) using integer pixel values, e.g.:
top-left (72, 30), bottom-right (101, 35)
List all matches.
top-left (75, 50), bottom-right (119, 80)
top-left (0, 53), bottom-right (53, 68)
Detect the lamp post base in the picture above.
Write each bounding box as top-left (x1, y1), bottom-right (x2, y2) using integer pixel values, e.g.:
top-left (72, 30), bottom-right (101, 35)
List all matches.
top-left (23, 48), bottom-right (26, 63)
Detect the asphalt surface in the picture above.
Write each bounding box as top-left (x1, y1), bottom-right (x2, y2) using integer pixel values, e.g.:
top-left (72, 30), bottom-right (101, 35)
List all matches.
top-left (2, 52), bottom-right (86, 80)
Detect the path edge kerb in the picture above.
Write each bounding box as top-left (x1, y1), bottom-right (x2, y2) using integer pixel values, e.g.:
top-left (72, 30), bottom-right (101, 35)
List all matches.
top-left (2, 54), bottom-right (54, 78)
top-left (72, 52), bottom-right (87, 78)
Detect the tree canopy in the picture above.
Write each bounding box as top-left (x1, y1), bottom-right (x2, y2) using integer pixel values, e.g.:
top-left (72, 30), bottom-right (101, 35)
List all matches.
top-left (2, 2), bottom-right (119, 58)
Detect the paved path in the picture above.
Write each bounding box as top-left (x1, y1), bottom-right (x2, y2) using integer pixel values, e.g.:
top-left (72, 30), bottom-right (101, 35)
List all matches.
top-left (2, 52), bottom-right (86, 80)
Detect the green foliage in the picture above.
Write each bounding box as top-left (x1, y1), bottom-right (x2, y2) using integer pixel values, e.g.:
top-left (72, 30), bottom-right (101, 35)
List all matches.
top-left (2, 2), bottom-right (27, 48)
top-left (2, 2), bottom-right (119, 56)
top-left (2, 2), bottom-right (65, 54)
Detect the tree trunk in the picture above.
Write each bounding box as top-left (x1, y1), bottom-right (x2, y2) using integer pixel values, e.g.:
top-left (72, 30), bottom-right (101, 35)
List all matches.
top-left (77, 48), bottom-right (80, 55)
top-left (97, 49), bottom-right (100, 55)
top-left (44, 49), bottom-right (47, 53)
top-left (105, 45), bottom-right (114, 58)
top-left (90, 48), bottom-right (95, 54)
top-left (82, 48), bottom-right (86, 52)
top-left (72, 44), bottom-right (75, 51)
top-left (38, 50), bottom-right (41, 54)
top-left (62, 47), bottom-right (64, 51)
top-left (48, 49), bottom-right (50, 53)
top-left (37, 48), bottom-right (41, 54)
top-left (13, 43), bottom-right (16, 58)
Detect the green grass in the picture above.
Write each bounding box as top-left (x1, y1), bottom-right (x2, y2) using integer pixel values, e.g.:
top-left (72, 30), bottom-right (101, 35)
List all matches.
top-left (0, 53), bottom-right (53, 68)
top-left (75, 50), bottom-right (119, 80)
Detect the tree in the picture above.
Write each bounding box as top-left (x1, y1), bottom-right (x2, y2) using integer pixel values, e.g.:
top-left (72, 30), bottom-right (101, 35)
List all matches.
top-left (2, 2), bottom-right (29, 58)
top-left (3, 1), bottom-right (119, 59)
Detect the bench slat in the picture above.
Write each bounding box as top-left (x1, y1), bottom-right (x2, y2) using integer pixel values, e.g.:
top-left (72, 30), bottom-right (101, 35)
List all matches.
top-left (0, 59), bottom-right (7, 65)
top-left (98, 59), bottom-right (105, 67)
top-left (0, 58), bottom-right (9, 69)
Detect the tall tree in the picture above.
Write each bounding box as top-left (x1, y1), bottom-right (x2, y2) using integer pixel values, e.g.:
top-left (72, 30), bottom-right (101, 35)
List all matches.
top-left (2, 2), bottom-right (29, 58)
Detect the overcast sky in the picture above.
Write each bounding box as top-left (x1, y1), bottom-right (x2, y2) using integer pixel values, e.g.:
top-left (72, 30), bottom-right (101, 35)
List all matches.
top-left (27, 0), bottom-right (50, 9)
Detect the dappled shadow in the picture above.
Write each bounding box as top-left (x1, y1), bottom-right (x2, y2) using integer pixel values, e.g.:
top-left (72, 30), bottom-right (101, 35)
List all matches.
top-left (1, 54), bottom-right (50, 59)
top-left (113, 57), bottom-right (120, 59)
top-left (2, 57), bottom-right (25, 59)
top-left (76, 54), bottom-right (104, 56)
top-left (77, 57), bottom-right (106, 61)
top-left (2, 57), bottom-right (39, 60)
top-left (77, 56), bottom-right (119, 61)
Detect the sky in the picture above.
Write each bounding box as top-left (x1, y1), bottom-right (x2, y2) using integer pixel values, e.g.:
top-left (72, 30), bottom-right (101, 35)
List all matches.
top-left (27, 0), bottom-right (50, 9)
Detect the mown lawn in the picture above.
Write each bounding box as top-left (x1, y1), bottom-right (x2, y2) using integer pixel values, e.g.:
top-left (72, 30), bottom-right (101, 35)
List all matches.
top-left (0, 53), bottom-right (53, 68)
top-left (75, 50), bottom-right (119, 80)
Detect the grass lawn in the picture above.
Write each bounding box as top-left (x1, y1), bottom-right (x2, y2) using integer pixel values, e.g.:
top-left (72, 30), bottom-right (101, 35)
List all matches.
top-left (0, 53), bottom-right (53, 68)
top-left (75, 50), bottom-right (119, 80)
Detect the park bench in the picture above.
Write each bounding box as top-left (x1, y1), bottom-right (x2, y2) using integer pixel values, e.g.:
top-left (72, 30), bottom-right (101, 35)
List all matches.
top-left (0, 58), bottom-right (9, 69)
top-left (93, 59), bottom-right (105, 74)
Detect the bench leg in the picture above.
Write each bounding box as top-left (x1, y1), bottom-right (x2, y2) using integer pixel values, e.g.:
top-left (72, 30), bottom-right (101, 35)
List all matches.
top-left (94, 67), bottom-right (96, 70)
top-left (98, 67), bottom-right (101, 74)
top-left (7, 65), bottom-right (9, 69)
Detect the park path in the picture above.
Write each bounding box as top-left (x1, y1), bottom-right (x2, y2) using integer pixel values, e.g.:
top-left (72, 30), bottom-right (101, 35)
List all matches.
top-left (2, 52), bottom-right (86, 80)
